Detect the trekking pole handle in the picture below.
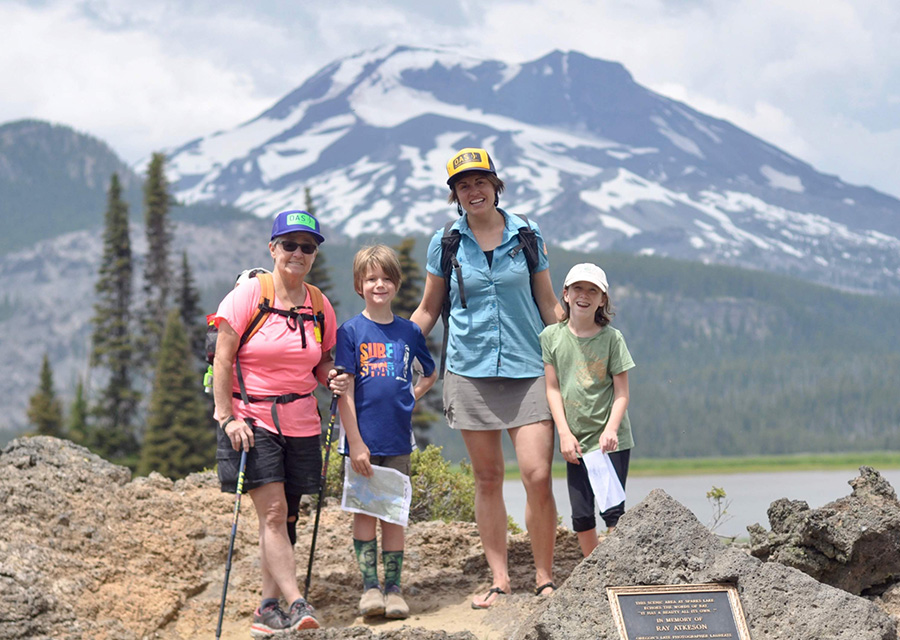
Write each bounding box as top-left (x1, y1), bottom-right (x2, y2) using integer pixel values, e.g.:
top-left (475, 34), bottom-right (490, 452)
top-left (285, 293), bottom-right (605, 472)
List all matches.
top-left (327, 365), bottom-right (346, 412)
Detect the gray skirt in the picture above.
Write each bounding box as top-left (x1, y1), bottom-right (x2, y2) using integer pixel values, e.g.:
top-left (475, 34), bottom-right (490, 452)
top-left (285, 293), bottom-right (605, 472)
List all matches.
top-left (443, 371), bottom-right (552, 431)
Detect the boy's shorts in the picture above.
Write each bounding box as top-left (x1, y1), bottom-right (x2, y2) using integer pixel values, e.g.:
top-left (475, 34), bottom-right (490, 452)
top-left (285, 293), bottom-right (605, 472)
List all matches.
top-left (368, 453), bottom-right (411, 477)
top-left (567, 448), bottom-right (630, 531)
top-left (217, 425), bottom-right (321, 495)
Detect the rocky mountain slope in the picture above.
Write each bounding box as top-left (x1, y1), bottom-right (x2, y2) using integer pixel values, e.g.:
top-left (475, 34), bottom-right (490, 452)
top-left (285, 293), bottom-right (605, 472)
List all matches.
top-left (0, 120), bottom-right (144, 255)
top-left (164, 45), bottom-right (900, 295)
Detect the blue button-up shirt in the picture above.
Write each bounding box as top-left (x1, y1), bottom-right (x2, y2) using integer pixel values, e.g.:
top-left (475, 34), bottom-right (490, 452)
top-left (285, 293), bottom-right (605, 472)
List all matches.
top-left (426, 210), bottom-right (550, 379)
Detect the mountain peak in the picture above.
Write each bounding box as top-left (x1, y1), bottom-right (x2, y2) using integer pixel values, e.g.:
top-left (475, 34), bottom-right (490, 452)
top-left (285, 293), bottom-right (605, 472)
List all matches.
top-left (163, 47), bottom-right (900, 295)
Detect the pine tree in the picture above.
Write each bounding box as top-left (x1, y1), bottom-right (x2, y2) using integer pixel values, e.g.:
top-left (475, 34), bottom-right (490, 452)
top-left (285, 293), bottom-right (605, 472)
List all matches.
top-left (140, 152), bottom-right (174, 362)
top-left (393, 238), bottom-right (440, 446)
top-left (90, 173), bottom-right (140, 465)
top-left (393, 238), bottom-right (424, 319)
top-left (177, 251), bottom-right (206, 361)
top-left (139, 309), bottom-right (215, 479)
top-left (27, 353), bottom-right (64, 437)
top-left (67, 376), bottom-right (90, 445)
top-left (304, 187), bottom-right (337, 314)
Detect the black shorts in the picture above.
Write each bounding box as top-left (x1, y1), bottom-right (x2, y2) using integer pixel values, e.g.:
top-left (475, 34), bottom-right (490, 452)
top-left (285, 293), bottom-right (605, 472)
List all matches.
top-left (217, 425), bottom-right (321, 495)
top-left (567, 449), bottom-right (630, 531)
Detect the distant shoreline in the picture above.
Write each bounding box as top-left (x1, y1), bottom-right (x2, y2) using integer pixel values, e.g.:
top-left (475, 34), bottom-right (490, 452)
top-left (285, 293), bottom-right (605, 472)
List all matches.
top-left (503, 451), bottom-right (900, 479)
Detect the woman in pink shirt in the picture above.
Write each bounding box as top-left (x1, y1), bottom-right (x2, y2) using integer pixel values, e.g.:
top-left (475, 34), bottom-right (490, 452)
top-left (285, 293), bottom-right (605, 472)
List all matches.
top-left (213, 209), bottom-right (347, 635)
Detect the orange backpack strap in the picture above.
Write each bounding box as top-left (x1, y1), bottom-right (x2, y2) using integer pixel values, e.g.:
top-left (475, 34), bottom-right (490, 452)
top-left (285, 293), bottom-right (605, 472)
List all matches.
top-left (240, 271), bottom-right (276, 346)
top-left (305, 283), bottom-right (325, 343)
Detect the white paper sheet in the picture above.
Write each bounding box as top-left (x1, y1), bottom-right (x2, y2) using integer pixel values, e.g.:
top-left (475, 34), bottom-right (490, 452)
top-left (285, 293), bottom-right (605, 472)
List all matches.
top-left (581, 449), bottom-right (627, 512)
top-left (341, 459), bottom-right (412, 527)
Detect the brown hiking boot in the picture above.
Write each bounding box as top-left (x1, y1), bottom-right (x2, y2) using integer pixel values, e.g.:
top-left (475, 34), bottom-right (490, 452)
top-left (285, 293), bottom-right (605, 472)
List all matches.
top-left (384, 589), bottom-right (409, 619)
top-left (359, 587), bottom-right (385, 617)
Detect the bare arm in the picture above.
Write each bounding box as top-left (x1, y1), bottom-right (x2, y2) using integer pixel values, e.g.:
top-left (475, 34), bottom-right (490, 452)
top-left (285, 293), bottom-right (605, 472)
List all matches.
top-left (599, 371), bottom-right (630, 453)
top-left (410, 272), bottom-right (445, 337)
top-left (337, 384), bottom-right (373, 477)
top-left (213, 320), bottom-right (254, 451)
top-left (545, 362), bottom-right (581, 464)
top-left (413, 369), bottom-right (438, 401)
top-left (533, 268), bottom-right (563, 326)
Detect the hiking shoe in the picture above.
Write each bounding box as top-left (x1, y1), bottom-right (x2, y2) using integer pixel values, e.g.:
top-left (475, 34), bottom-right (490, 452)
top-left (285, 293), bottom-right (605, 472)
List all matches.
top-left (250, 603), bottom-right (289, 636)
top-left (286, 598), bottom-right (319, 631)
top-left (384, 588), bottom-right (409, 619)
top-left (359, 587), bottom-right (385, 617)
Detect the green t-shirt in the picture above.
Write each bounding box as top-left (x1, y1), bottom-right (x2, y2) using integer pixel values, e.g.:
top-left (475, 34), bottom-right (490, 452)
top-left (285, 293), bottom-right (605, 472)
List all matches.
top-left (540, 322), bottom-right (635, 455)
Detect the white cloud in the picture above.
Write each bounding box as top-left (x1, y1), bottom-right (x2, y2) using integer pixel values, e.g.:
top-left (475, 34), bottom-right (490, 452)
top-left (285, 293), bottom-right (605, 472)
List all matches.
top-left (1, 0), bottom-right (898, 198)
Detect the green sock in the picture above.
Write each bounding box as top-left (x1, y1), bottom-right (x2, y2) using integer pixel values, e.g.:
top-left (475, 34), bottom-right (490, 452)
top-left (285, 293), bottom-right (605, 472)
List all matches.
top-left (353, 538), bottom-right (379, 590)
top-left (383, 550), bottom-right (404, 592)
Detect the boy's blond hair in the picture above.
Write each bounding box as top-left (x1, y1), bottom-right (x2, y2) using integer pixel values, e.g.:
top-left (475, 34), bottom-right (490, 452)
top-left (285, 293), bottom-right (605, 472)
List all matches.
top-left (352, 244), bottom-right (402, 297)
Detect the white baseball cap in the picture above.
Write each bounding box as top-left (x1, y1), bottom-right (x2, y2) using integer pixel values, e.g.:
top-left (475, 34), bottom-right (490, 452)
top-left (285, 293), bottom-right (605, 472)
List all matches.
top-left (564, 263), bottom-right (608, 292)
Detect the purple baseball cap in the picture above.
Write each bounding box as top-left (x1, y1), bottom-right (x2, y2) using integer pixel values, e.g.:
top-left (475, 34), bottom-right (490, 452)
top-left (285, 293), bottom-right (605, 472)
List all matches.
top-left (270, 210), bottom-right (325, 244)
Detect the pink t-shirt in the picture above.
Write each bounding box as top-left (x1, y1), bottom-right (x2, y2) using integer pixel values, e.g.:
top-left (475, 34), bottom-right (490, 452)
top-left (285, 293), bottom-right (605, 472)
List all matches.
top-left (215, 278), bottom-right (337, 438)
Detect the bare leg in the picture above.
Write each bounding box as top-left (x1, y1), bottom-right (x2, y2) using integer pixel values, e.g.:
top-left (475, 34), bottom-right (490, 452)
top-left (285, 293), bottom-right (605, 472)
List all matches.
top-left (509, 420), bottom-right (557, 591)
top-left (381, 521), bottom-right (405, 552)
top-left (577, 529), bottom-right (599, 557)
top-left (250, 482), bottom-right (302, 604)
top-left (461, 429), bottom-right (510, 606)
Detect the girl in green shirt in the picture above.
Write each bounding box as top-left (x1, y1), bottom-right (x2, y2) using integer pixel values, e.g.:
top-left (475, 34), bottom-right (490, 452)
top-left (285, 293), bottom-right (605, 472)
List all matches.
top-left (540, 263), bottom-right (635, 557)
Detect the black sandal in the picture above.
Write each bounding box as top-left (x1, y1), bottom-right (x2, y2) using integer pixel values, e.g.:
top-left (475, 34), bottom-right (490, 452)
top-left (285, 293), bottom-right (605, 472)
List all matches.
top-left (471, 586), bottom-right (507, 609)
top-left (534, 582), bottom-right (557, 596)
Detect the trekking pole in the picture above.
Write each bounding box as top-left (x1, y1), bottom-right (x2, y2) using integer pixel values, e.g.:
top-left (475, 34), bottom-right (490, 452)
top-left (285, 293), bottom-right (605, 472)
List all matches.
top-left (216, 440), bottom-right (249, 640)
top-left (304, 366), bottom-right (346, 600)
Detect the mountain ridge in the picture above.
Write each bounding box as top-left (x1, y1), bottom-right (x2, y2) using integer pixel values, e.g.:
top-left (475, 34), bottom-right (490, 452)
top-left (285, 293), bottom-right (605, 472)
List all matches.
top-left (162, 45), bottom-right (900, 295)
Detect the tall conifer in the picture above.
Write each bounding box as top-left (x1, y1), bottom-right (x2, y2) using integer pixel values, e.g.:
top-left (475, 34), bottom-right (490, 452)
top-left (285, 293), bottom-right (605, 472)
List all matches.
top-left (27, 353), bottom-right (64, 437)
top-left (140, 152), bottom-right (173, 361)
top-left (90, 173), bottom-right (140, 465)
top-left (393, 238), bottom-right (439, 446)
top-left (177, 251), bottom-right (205, 361)
top-left (304, 187), bottom-right (337, 314)
top-left (139, 309), bottom-right (214, 478)
top-left (67, 376), bottom-right (90, 445)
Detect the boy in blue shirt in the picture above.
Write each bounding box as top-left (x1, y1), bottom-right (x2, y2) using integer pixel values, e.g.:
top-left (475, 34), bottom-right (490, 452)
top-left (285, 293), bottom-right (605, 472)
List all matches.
top-left (336, 244), bottom-right (437, 620)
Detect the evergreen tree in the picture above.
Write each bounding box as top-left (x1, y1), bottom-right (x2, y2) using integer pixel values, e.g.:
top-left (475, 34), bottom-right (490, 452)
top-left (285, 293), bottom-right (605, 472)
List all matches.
top-left (67, 376), bottom-right (90, 445)
top-left (140, 152), bottom-right (174, 362)
top-left (27, 353), bottom-right (64, 437)
top-left (177, 251), bottom-right (206, 361)
top-left (393, 238), bottom-right (440, 446)
top-left (139, 309), bottom-right (215, 479)
top-left (393, 238), bottom-right (424, 319)
top-left (303, 187), bottom-right (338, 314)
top-left (90, 173), bottom-right (140, 465)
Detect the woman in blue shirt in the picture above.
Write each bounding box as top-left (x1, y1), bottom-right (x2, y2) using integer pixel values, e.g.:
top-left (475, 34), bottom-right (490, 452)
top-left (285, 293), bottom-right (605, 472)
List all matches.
top-left (411, 148), bottom-right (562, 608)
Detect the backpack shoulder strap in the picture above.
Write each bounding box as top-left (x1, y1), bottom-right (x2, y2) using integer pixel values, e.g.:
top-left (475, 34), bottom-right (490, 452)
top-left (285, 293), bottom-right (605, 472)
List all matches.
top-left (508, 214), bottom-right (540, 273)
top-left (305, 282), bottom-right (326, 344)
top-left (438, 220), bottom-right (465, 378)
top-left (240, 271), bottom-right (275, 346)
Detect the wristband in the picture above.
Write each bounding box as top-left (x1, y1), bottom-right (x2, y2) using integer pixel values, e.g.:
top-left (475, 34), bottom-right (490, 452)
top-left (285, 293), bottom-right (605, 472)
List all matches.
top-left (220, 415), bottom-right (236, 430)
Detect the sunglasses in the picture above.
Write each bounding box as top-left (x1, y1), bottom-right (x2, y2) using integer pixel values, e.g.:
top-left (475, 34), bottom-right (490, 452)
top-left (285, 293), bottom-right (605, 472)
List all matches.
top-left (277, 240), bottom-right (318, 254)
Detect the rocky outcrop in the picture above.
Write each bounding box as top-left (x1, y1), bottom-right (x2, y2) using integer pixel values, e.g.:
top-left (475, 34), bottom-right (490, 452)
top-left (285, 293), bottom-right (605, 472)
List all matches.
top-left (0, 436), bottom-right (582, 639)
top-left (748, 466), bottom-right (900, 595)
top-left (514, 489), bottom-right (896, 640)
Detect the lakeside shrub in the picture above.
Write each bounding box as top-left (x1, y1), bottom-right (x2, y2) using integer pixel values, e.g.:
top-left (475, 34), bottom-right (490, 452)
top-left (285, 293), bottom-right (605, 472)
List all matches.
top-left (409, 445), bottom-right (476, 523)
top-left (323, 443), bottom-right (524, 530)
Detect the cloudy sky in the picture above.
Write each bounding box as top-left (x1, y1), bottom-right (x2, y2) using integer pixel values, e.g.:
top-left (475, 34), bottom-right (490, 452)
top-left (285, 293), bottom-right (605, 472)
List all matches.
top-left (2, 0), bottom-right (898, 197)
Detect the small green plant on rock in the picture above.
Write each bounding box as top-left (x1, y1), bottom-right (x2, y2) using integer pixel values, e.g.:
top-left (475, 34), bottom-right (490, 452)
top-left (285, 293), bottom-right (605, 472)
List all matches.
top-left (706, 485), bottom-right (734, 535)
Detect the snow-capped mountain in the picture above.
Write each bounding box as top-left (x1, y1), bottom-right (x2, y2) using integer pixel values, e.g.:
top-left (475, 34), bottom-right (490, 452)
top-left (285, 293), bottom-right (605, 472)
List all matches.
top-left (166, 45), bottom-right (900, 295)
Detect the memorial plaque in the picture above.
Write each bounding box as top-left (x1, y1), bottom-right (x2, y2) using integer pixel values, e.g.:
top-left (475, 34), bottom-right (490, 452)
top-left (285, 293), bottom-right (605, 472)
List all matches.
top-left (607, 583), bottom-right (751, 640)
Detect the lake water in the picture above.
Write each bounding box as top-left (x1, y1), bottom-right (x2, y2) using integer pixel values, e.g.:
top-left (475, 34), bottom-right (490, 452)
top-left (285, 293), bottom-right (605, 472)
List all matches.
top-left (504, 468), bottom-right (900, 539)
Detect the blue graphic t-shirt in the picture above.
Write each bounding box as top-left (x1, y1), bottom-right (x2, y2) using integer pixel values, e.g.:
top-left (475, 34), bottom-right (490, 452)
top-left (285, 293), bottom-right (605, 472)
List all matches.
top-left (335, 313), bottom-right (436, 456)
